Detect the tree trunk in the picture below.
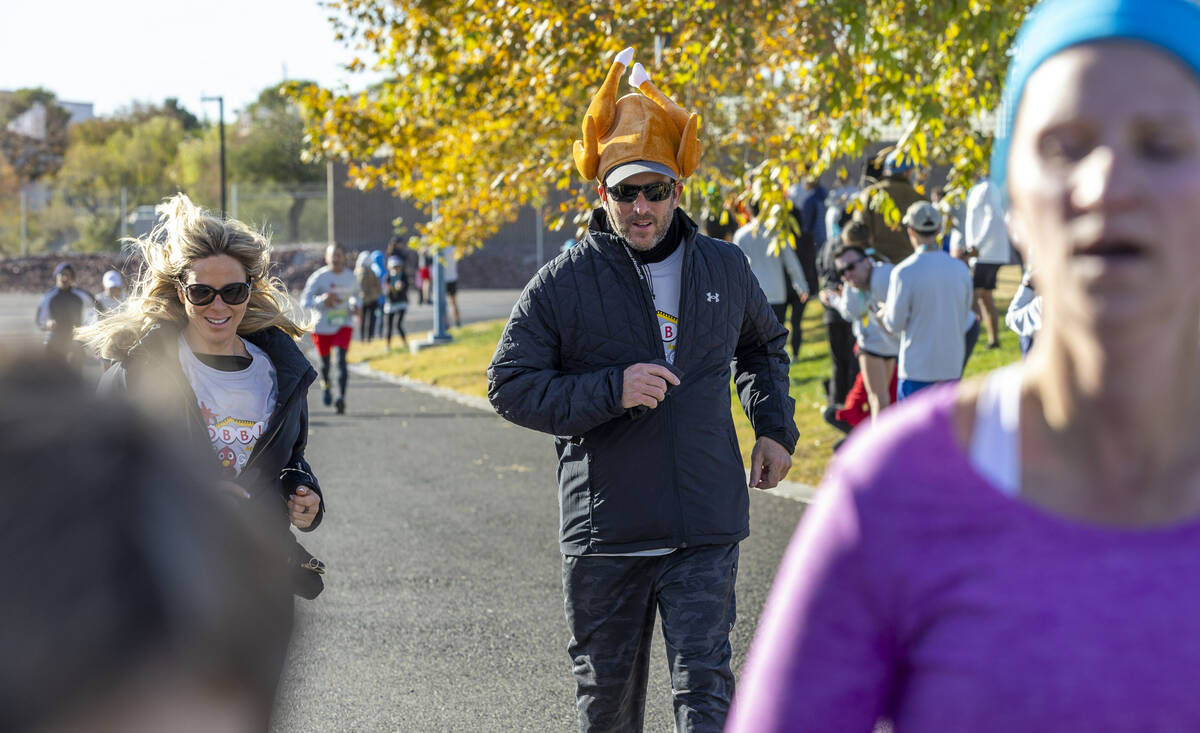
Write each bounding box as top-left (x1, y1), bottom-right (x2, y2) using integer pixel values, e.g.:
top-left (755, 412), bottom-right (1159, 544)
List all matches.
top-left (286, 197), bottom-right (306, 243)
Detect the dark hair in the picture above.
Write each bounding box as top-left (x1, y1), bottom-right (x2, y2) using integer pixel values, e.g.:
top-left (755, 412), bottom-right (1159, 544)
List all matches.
top-left (841, 220), bottom-right (871, 247)
top-left (0, 354), bottom-right (292, 732)
top-left (833, 244), bottom-right (868, 262)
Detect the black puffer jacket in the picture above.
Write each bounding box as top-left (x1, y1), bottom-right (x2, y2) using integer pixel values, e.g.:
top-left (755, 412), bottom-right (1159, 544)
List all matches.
top-left (488, 208), bottom-right (797, 555)
top-left (100, 323), bottom-right (323, 533)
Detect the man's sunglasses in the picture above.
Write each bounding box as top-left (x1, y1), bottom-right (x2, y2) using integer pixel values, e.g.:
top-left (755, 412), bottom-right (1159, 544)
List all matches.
top-left (837, 258), bottom-right (865, 277)
top-left (180, 280), bottom-right (252, 306)
top-left (605, 181), bottom-right (676, 203)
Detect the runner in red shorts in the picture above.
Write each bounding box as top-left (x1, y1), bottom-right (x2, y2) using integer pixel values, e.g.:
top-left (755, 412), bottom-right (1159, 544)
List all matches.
top-left (301, 243), bottom-right (360, 414)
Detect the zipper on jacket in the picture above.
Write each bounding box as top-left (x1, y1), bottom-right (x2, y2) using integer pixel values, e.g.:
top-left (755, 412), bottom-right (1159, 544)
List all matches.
top-left (669, 233), bottom-right (694, 546)
top-left (619, 241), bottom-right (667, 359)
top-left (624, 222), bottom-right (697, 546)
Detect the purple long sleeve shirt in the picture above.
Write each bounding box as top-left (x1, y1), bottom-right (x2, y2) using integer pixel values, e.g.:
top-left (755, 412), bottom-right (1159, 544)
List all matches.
top-left (728, 385), bottom-right (1200, 732)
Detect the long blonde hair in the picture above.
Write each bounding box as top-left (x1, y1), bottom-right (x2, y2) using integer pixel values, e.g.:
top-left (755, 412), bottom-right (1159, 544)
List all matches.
top-left (78, 194), bottom-right (312, 361)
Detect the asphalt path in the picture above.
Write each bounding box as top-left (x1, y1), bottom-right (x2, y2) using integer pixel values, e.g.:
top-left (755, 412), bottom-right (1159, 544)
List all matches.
top-left (0, 286), bottom-right (814, 731)
top-left (274, 370), bottom-right (808, 732)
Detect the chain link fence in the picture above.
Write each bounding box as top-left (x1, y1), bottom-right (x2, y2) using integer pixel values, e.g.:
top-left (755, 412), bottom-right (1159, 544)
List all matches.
top-left (1, 182), bottom-right (327, 255)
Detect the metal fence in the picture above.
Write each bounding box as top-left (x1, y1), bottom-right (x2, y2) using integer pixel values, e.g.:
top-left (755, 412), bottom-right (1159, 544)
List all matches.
top-left (1, 182), bottom-right (328, 255)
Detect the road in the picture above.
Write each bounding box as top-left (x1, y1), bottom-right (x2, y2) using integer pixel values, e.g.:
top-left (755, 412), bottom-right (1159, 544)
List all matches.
top-left (274, 370), bottom-right (808, 732)
top-left (0, 285), bottom-right (813, 731)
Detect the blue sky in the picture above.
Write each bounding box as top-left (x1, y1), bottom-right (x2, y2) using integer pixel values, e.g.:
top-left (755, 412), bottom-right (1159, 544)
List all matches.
top-left (0, 0), bottom-right (380, 120)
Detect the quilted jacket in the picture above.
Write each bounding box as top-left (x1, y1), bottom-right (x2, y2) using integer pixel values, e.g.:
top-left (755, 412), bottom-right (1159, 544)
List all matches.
top-left (488, 207), bottom-right (798, 555)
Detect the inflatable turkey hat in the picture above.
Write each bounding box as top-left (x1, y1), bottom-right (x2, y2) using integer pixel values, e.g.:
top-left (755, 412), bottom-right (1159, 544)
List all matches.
top-left (573, 47), bottom-right (702, 185)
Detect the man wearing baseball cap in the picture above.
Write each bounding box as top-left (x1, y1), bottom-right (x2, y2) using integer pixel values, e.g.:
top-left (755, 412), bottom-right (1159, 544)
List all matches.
top-left (95, 269), bottom-right (125, 313)
top-left (488, 48), bottom-right (798, 732)
top-left (881, 201), bottom-right (975, 399)
top-left (35, 262), bottom-right (95, 368)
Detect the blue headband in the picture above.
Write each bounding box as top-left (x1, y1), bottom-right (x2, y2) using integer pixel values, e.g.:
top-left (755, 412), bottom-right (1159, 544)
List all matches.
top-left (991, 0), bottom-right (1200, 204)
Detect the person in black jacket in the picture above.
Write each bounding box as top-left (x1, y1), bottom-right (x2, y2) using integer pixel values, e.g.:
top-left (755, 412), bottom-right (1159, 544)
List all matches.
top-left (488, 48), bottom-right (798, 733)
top-left (35, 262), bottom-right (95, 368)
top-left (78, 193), bottom-right (326, 600)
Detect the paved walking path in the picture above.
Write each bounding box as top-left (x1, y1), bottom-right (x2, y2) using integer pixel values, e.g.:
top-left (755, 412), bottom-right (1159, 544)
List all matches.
top-left (274, 367), bottom-right (809, 732)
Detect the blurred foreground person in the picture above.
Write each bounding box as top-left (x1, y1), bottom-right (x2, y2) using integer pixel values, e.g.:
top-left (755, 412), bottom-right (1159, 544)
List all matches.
top-left (729, 0), bottom-right (1200, 730)
top-left (0, 354), bottom-right (292, 733)
top-left (78, 194), bottom-right (327, 601)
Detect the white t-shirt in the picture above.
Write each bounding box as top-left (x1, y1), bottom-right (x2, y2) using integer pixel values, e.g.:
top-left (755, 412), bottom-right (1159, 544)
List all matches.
top-left (94, 293), bottom-right (123, 313)
top-left (440, 250), bottom-right (459, 283)
top-left (300, 266), bottom-right (361, 334)
top-left (965, 179), bottom-right (1012, 265)
top-left (178, 335), bottom-right (277, 477)
top-left (648, 244), bottom-right (684, 364)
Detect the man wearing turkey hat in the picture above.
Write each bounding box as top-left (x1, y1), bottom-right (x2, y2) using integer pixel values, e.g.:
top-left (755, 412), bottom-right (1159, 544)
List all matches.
top-left (489, 48), bottom-right (798, 732)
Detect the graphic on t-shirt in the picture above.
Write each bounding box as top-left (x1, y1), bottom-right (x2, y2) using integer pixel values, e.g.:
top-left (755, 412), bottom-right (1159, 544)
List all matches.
top-left (657, 310), bottom-right (679, 363)
top-left (325, 284), bottom-right (350, 328)
top-left (200, 399), bottom-right (268, 477)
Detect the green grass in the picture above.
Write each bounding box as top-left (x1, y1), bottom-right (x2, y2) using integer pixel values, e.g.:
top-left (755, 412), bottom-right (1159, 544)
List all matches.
top-left (350, 267), bottom-right (1024, 486)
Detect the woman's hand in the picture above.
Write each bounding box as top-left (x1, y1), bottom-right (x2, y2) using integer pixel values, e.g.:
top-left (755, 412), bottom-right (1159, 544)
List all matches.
top-left (288, 486), bottom-right (320, 529)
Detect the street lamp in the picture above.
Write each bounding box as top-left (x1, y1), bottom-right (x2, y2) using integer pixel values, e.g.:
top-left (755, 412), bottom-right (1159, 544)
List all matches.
top-left (201, 95), bottom-right (226, 217)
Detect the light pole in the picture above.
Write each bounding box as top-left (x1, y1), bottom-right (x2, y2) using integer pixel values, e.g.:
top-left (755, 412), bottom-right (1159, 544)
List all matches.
top-left (202, 95), bottom-right (226, 217)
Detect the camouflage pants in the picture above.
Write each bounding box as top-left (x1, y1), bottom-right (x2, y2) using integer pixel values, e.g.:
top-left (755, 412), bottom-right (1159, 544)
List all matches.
top-left (562, 543), bottom-right (739, 733)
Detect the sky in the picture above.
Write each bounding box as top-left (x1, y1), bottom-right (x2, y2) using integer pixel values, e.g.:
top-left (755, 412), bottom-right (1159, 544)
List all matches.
top-left (0, 0), bottom-right (380, 120)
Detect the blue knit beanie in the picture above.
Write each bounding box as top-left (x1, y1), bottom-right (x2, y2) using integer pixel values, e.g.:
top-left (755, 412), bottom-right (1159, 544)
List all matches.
top-left (991, 0), bottom-right (1200, 204)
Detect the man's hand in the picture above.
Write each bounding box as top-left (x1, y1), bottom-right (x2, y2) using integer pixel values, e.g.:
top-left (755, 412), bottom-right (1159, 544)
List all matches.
top-left (288, 486), bottom-right (321, 529)
top-left (621, 363), bottom-right (681, 410)
top-left (320, 292), bottom-right (340, 306)
top-left (818, 288), bottom-right (837, 307)
top-left (749, 436), bottom-right (792, 490)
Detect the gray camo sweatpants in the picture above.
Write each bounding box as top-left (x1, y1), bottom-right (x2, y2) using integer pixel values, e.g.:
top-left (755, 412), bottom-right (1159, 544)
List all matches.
top-left (562, 543), bottom-right (739, 733)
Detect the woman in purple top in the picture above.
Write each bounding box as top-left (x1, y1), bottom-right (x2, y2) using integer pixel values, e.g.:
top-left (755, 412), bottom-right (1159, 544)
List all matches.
top-left (727, 0), bottom-right (1200, 730)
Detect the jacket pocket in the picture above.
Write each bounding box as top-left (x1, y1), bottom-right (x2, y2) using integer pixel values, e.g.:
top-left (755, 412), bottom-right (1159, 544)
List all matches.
top-left (585, 416), bottom-right (676, 547)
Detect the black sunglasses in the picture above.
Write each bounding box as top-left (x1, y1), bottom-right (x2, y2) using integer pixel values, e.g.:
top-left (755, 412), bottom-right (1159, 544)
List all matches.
top-left (180, 280), bottom-right (252, 306)
top-left (836, 258), bottom-right (865, 277)
top-left (605, 181), bottom-right (676, 203)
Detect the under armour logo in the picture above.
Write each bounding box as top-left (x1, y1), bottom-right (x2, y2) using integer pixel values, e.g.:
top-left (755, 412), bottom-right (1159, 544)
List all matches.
top-left (706, 292), bottom-right (720, 303)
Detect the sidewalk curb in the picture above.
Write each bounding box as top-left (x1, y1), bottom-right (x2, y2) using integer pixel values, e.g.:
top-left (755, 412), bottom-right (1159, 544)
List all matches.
top-left (349, 362), bottom-right (494, 412)
top-left (349, 362), bottom-right (817, 504)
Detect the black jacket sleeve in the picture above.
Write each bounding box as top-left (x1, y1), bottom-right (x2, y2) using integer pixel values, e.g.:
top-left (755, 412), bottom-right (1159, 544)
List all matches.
top-left (279, 398), bottom-right (323, 532)
top-left (488, 275), bottom-right (626, 437)
top-left (731, 254), bottom-right (800, 454)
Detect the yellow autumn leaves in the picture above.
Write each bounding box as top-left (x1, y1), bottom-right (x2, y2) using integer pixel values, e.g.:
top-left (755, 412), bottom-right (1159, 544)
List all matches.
top-left (289, 0), bottom-right (1035, 255)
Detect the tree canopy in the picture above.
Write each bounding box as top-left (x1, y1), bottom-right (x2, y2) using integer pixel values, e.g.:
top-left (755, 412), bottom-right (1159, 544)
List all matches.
top-left (230, 82), bottom-right (326, 242)
top-left (0, 87), bottom-right (71, 183)
top-left (288, 0), bottom-right (1034, 252)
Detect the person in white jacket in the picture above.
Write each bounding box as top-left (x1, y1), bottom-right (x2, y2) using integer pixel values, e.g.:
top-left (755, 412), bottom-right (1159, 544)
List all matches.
top-left (965, 177), bottom-right (1013, 349)
top-left (733, 201), bottom-right (809, 329)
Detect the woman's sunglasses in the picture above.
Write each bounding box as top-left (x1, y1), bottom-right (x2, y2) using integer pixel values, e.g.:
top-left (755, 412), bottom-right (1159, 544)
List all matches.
top-left (604, 181), bottom-right (676, 203)
top-left (180, 280), bottom-right (252, 306)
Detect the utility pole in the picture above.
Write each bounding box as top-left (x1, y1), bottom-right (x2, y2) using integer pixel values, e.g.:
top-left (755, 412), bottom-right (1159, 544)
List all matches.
top-left (19, 188), bottom-right (27, 256)
top-left (202, 95), bottom-right (226, 217)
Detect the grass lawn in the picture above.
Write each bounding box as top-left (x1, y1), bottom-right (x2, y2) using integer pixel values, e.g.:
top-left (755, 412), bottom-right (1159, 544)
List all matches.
top-left (349, 266), bottom-right (1024, 486)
